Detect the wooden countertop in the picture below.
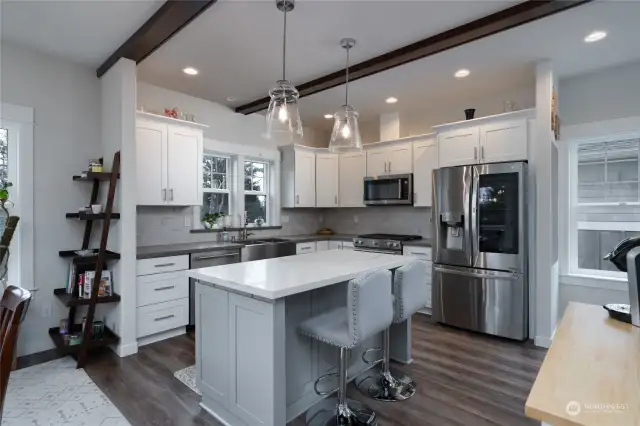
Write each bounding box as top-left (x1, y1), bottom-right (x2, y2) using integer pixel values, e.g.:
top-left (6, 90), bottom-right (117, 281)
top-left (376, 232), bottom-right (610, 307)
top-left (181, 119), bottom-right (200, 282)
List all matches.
top-left (525, 302), bottom-right (640, 426)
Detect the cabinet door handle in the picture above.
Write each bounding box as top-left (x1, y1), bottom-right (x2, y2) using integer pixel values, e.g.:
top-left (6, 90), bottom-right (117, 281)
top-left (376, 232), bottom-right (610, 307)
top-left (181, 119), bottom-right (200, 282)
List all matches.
top-left (389, 161), bottom-right (392, 173)
top-left (384, 162), bottom-right (387, 173)
top-left (296, 195), bottom-right (299, 204)
top-left (474, 147), bottom-right (478, 160)
top-left (170, 188), bottom-right (174, 201)
top-left (154, 285), bottom-right (175, 292)
top-left (481, 146), bottom-right (485, 161)
top-left (154, 262), bottom-right (175, 268)
top-left (334, 195), bottom-right (338, 205)
top-left (154, 314), bottom-right (175, 322)
top-left (162, 189), bottom-right (166, 201)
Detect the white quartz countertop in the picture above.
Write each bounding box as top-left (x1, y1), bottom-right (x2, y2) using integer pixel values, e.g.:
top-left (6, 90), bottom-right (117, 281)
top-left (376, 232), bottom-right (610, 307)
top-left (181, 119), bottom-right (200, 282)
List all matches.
top-left (187, 250), bottom-right (415, 300)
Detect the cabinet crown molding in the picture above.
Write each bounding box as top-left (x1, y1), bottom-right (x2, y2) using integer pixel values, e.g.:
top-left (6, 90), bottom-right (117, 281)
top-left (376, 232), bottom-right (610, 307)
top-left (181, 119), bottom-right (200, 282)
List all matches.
top-left (136, 110), bottom-right (210, 129)
top-left (432, 108), bottom-right (535, 133)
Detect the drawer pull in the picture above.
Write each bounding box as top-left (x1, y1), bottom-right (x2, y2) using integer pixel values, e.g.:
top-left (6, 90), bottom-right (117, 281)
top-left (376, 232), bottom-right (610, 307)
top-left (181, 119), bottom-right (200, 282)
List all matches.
top-left (154, 314), bottom-right (175, 322)
top-left (154, 285), bottom-right (175, 292)
top-left (154, 262), bottom-right (175, 268)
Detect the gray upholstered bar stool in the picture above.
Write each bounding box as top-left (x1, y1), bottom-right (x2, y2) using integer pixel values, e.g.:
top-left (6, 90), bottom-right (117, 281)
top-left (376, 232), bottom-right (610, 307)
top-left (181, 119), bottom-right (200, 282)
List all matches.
top-left (298, 269), bottom-right (394, 426)
top-left (358, 260), bottom-right (428, 402)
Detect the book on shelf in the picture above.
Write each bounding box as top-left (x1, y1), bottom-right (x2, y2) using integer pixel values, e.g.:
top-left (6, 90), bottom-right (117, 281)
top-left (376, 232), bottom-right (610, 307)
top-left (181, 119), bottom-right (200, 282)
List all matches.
top-left (82, 270), bottom-right (112, 298)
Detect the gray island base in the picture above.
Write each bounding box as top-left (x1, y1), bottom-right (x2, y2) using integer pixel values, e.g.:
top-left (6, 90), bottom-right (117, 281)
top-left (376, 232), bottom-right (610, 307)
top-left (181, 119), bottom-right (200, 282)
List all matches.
top-left (188, 250), bottom-right (416, 426)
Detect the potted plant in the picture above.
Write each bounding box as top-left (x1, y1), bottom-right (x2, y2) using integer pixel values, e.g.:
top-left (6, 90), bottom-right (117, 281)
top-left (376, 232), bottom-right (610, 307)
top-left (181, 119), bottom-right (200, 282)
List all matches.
top-left (203, 212), bottom-right (224, 230)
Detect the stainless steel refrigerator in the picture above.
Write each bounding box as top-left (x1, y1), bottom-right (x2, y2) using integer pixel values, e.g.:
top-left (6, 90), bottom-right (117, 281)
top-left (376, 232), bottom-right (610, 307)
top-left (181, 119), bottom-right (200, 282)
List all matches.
top-left (432, 161), bottom-right (528, 340)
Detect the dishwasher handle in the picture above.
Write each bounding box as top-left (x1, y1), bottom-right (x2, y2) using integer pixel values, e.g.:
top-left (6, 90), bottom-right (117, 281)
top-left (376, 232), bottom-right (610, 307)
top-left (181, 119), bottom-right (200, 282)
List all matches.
top-left (192, 253), bottom-right (240, 261)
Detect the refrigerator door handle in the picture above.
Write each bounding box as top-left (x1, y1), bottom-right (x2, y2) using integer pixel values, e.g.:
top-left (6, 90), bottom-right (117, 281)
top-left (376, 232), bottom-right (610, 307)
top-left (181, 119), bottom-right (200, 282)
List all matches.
top-left (434, 265), bottom-right (520, 280)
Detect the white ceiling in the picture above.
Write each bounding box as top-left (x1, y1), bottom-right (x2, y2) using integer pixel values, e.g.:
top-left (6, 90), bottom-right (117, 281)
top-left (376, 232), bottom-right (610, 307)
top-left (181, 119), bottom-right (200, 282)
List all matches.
top-left (298, 0), bottom-right (640, 130)
top-left (137, 0), bottom-right (520, 105)
top-left (1, 0), bottom-right (164, 67)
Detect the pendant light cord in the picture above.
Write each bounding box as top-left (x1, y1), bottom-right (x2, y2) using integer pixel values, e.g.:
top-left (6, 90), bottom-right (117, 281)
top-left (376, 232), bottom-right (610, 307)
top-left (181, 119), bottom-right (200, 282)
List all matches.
top-left (282, 8), bottom-right (287, 81)
top-left (345, 46), bottom-right (350, 105)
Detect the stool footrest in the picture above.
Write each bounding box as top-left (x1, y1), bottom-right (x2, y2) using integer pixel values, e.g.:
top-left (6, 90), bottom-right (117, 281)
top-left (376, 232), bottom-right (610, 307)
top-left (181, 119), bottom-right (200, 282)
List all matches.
top-left (361, 347), bottom-right (384, 366)
top-left (313, 372), bottom-right (339, 396)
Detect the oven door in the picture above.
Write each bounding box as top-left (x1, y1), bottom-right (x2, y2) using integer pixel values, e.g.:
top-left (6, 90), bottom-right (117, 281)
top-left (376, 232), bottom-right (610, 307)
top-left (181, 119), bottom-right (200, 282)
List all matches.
top-left (364, 174), bottom-right (413, 205)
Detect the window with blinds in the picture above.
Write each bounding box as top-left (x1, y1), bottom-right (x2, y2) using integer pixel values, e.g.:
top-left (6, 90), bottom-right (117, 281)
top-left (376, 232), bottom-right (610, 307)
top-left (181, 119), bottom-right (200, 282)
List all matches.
top-left (577, 138), bottom-right (640, 204)
top-left (570, 134), bottom-right (640, 277)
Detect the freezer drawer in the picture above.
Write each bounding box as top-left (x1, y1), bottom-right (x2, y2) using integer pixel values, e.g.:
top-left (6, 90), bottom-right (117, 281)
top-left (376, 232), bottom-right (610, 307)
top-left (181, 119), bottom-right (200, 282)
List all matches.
top-left (432, 264), bottom-right (527, 340)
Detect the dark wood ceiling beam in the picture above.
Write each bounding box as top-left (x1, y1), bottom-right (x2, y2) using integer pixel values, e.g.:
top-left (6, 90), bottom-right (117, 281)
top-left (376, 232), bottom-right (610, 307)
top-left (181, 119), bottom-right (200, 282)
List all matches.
top-left (236, 0), bottom-right (593, 115)
top-left (97, 0), bottom-right (217, 78)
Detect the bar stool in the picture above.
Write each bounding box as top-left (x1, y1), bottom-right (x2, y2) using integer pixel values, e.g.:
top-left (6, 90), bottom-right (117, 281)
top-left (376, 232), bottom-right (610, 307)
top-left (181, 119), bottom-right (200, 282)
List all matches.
top-left (298, 269), bottom-right (394, 426)
top-left (358, 260), bottom-right (427, 402)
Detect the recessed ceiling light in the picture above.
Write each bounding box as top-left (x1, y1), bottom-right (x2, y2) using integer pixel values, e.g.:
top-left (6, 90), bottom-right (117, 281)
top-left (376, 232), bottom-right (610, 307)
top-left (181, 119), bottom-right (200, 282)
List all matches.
top-left (226, 96), bottom-right (237, 102)
top-left (385, 97), bottom-right (398, 104)
top-left (182, 67), bottom-right (199, 76)
top-left (584, 31), bottom-right (607, 43)
top-left (455, 69), bottom-right (470, 78)
top-left (324, 114), bottom-right (333, 119)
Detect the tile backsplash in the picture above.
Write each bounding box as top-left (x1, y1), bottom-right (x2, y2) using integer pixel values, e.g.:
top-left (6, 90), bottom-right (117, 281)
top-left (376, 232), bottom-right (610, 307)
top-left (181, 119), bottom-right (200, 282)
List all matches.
top-left (323, 207), bottom-right (432, 238)
top-left (136, 206), bottom-right (322, 246)
top-left (136, 206), bottom-right (432, 247)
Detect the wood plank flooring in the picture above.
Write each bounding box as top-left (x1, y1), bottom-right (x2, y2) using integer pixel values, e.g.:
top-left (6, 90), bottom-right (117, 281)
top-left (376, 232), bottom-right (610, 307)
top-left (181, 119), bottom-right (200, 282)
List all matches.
top-left (84, 315), bottom-right (546, 426)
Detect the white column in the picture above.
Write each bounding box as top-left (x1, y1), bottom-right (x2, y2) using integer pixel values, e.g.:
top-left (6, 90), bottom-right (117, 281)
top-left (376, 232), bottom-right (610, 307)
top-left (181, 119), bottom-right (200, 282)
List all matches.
top-left (100, 58), bottom-right (138, 356)
top-left (533, 60), bottom-right (559, 348)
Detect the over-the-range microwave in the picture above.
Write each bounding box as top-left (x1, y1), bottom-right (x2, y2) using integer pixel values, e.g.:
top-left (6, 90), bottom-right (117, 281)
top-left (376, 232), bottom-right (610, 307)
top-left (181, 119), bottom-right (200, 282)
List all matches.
top-left (363, 173), bottom-right (414, 206)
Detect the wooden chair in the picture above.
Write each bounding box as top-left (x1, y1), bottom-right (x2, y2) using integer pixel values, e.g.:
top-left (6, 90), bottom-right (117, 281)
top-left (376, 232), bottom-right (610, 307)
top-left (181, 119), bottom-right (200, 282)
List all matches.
top-left (0, 285), bottom-right (32, 421)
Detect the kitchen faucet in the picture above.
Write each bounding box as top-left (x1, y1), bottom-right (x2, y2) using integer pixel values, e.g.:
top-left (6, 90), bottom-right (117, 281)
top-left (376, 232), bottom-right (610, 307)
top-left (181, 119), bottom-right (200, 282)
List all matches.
top-left (238, 212), bottom-right (254, 240)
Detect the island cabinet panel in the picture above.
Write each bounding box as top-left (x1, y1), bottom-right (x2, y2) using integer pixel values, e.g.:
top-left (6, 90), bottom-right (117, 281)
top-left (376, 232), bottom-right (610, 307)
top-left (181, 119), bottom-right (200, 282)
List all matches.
top-left (196, 285), bottom-right (229, 407)
top-left (285, 292), bottom-right (314, 405)
top-left (228, 293), bottom-right (286, 426)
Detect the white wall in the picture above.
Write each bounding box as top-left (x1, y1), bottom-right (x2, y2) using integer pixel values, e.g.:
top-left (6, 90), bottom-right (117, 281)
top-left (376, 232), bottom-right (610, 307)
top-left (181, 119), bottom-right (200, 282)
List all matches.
top-left (101, 59), bottom-right (138, 357)
top-left (0, 42), bottom-right (103, 356)
top-left (358, 85), bottom-right (535, 143)
top-left (559, 60), bottom-right (640, 126)
top-left (556, 60), bottom-right (640, 321)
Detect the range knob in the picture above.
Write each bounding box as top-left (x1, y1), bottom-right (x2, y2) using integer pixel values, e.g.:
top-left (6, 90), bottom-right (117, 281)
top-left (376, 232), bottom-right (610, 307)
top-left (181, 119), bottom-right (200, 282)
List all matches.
top-left (393, 242), bottom-right (399, 248)
top-left (372, 241), bottom-right (379, 246)
top-left (387, 241), bottom-right (393, 247)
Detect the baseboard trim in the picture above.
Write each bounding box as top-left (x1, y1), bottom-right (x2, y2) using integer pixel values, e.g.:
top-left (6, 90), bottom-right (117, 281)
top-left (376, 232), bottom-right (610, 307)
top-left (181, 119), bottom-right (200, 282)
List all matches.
top-left (137, 327), bottom-right (186, 348)
top-left (534, 326), bottom-right (557, 349)
top-left (116, 341), bottom-right (139, 357)
top-left (16, 348), bottom-right (64, 370)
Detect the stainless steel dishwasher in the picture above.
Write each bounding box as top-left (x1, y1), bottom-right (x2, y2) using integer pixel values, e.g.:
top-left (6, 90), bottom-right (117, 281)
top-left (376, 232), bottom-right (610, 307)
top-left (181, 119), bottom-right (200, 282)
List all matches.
top-left (189, 249), bottom-right (240, 327)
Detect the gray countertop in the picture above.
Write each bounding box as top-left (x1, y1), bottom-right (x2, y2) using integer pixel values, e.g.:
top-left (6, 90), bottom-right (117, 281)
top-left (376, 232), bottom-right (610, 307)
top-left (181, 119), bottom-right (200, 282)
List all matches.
top-left (136, 234), bottom-right (431, 259)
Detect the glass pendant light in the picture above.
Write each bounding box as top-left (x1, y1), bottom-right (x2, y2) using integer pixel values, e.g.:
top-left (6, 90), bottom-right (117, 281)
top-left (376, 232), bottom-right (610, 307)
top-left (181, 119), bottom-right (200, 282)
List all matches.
top-left (328, 38), bottom-right (362, 153)
top-left (265, 0), bottom-right (303, 143)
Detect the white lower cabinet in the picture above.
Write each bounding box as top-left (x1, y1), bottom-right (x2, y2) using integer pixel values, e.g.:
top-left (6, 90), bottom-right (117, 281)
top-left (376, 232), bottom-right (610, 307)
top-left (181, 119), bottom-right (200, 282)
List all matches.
top-left (329, 241), bottom-right (343, 250)
top-left (296, 242), bottom-right (317, 254)
top-left (316, 240), bottom-right (329, 251)
top-left (136, 255), bottom-right (189, 342)
top-left (403, 245), bottom-right (433, 310)
top-left (137, 298), bottom-right (189, 339)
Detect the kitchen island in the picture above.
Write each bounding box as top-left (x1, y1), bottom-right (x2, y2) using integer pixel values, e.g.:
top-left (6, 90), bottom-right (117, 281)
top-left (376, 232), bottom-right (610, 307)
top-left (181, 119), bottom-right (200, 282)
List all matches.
top-left (187, 250), bottom-right (416, 426)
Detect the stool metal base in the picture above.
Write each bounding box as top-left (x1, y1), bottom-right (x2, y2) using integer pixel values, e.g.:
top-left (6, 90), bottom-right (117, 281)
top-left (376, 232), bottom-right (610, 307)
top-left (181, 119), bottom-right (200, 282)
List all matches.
top-left (307, 398), bottom-right (377, 426)
top-left (356, 367), bottom-right (416, 402)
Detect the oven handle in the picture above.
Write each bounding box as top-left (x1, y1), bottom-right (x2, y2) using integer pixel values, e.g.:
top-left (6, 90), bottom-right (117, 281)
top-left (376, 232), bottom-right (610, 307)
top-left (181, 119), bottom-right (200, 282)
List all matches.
top-left (354, 248), bottom-right (400, 255)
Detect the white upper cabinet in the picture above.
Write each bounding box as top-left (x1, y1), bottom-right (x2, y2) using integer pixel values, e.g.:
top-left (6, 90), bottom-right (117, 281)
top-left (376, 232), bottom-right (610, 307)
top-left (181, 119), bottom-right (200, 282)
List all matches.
top-left (437, 127), bottom-right (480, 168)
top-left (387, 142), bottom-right (413, 174)
top-left (316, 153), bottom-right (339, 207)
top-left (413, 137), bottom-right (438, 207)
top-left (339, 152), bottom-right (366, 207)
top-left (281, 146), bottom-right (316, 208)
top-left (167, 126), bottom-right (203, 205)
top-left (479, 119), bottom-right (528, 163)
top-left (435, 110), bottom-right (534, 167)
top-left (366, 147), bottom-right (388, 176)
top-left (136, 120), bottom-right (166, 205)
top-left (366, 142), bottom-right (412, 176)
top-left (136, 113), bottom-right (205, 206)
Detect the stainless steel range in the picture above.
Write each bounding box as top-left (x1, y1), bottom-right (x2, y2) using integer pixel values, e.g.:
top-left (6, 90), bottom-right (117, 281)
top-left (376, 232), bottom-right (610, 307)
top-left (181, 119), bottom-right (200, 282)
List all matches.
top-left (353, 233), bottom-right (422, 255)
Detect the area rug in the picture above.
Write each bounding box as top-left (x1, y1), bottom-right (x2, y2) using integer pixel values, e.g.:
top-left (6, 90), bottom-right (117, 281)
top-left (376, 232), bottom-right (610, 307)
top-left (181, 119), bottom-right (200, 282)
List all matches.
top-left (1, 356), bottom-right (131, 426)
top-left (174, 365), bottom-right (201, 396)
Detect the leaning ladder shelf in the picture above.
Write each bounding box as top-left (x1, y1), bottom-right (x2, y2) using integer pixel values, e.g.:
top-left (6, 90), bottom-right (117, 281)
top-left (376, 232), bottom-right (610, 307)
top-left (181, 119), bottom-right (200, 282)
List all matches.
top-left (50, 151), bottom-right (121, 368)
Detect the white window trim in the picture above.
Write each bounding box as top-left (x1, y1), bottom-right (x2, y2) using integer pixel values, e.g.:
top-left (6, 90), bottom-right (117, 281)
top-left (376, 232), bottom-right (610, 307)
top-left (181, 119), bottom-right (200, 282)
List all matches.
top-left (0, 103), bottom-right (35, 292)
top-left (193, 139), bottom-right (281, 229)
top-left (244, 159), bottom-right (270, 227)
top-left (561, 119), bottom-right (640, 287)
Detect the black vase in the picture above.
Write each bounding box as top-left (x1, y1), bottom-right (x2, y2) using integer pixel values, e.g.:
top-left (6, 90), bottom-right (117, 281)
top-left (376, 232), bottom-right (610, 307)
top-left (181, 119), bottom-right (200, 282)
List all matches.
top-left (464, 109), bottom-right (476, 120)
